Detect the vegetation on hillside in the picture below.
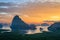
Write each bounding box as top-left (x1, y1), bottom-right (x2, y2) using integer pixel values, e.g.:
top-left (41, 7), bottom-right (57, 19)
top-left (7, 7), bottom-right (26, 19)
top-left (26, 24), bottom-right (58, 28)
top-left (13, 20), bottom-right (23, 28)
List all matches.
top-left (0, 31), bottom-right (60, 40)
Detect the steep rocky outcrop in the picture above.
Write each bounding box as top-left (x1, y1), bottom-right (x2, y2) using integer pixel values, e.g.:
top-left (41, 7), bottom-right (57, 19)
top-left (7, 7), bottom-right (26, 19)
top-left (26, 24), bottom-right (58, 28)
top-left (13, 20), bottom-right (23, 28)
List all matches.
top-left (10, 15), bottom-right (29, 33)
top-left (41, 23), bottom-right (49, 26)
top-left (48, 22), bottom-right (60, 32)
top-left (0, 23), bottom-right (3, 28)
top-left (29, 24), bottom-right (36, 30)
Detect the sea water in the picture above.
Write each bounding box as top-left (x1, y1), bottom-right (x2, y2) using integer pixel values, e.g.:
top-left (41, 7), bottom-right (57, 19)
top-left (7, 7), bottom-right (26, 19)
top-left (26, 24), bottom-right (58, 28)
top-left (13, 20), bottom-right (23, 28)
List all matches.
top-left (2, 26), bottom-right (49, 34)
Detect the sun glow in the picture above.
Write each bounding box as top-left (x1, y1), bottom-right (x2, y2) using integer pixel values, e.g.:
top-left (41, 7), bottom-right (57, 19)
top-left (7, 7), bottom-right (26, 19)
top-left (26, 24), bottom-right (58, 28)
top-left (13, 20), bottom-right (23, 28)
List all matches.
top-left (50, 16), bottom-right (60, 21)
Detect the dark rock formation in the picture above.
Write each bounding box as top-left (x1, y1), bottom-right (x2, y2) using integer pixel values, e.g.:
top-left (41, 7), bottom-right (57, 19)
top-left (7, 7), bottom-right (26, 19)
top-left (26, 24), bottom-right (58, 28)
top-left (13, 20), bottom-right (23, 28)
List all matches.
top-left (0, 24), bottom-right (3, 28)
top-left (29, 24), bottom-right (36, 30)
top-left (10, 15), bottom-right (29, 33)
top-left (41, 23), bottom-right (49, 26)
top-left (40, 28), bottom-right (43, 31)
top-left (48, 22), bottom-right (60, 32)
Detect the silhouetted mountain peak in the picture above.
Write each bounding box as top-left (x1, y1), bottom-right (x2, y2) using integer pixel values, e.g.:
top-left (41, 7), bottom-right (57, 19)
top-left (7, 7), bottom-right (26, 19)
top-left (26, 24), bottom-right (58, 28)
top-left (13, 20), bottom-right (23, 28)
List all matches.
top-left (14, 15), bottom-right (21, 20)
top-left (41, 23), bottom-right (49, 26)
top-left (10, 15), bottom-right (30, 33)
top-left (15, 15), bottom-right (19, 17)
top-left (48, 22), bottom-right (60, 32)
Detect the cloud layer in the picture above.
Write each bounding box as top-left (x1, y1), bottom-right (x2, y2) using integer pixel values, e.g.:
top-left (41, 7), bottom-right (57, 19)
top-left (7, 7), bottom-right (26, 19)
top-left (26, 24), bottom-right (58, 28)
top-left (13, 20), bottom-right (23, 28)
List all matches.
top-left (0, 0), bottom-right (60, 23)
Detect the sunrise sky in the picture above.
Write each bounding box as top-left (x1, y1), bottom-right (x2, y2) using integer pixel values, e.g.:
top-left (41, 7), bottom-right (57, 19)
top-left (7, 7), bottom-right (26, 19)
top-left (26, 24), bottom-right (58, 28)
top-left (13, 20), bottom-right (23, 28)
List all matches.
top-left (0, 0), bottom-right (60, 24)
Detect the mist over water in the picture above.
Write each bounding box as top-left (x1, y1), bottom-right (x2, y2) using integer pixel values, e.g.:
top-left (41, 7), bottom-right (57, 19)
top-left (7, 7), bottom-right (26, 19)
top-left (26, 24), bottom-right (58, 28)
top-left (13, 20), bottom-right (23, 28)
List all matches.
top-left (26, 26), bottom-right (49, 34)
top-left (2, 26), bottom-right (49, 34)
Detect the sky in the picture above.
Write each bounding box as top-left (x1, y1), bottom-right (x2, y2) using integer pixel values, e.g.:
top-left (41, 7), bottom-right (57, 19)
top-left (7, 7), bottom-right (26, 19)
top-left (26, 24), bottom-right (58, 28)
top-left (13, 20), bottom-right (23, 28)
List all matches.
top-left (0, 0), bottom-right (60, 3)
top-left (0, 0), bottom-right (28, 3)
top-left (0, 0), bottom-right (60, 24)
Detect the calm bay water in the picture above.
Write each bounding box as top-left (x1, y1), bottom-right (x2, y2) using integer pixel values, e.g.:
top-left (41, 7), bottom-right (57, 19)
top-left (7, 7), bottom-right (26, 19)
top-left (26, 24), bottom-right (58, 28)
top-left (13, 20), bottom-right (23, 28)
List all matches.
top-left (26, 26), bottom-right (49, 34)
top-left (2, 26), bottom-right (49, 34)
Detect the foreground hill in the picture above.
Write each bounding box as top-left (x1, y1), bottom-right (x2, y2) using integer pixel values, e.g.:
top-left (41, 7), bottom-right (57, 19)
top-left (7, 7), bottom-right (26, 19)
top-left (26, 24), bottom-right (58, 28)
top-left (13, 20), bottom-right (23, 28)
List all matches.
top-left (0, 31), bottom-right (60, 40)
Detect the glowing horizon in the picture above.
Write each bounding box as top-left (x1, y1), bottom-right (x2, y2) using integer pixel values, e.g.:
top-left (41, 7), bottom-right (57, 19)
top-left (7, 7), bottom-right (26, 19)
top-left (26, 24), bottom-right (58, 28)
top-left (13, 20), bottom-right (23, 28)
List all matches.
top-left (0, 0), bottom-right (60, 24)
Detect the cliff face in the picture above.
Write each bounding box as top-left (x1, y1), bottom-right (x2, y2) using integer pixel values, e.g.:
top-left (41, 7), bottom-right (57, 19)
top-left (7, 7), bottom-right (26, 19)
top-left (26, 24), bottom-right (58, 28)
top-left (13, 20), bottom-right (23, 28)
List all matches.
top-left (10, 15), bottom-right (29, 32)
top-left (48, 22), bottom-right (60, 32)
top-left (0, 24), bottom-right (3, 28)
